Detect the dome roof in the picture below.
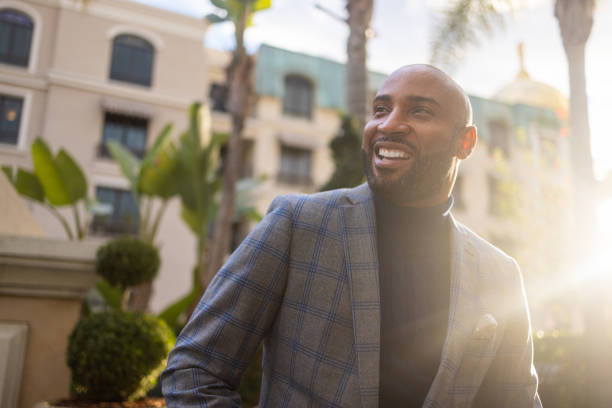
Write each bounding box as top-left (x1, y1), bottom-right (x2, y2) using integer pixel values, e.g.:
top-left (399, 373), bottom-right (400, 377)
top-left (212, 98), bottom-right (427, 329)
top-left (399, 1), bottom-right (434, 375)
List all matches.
top-left (493, 44), bottom-right (568, 119)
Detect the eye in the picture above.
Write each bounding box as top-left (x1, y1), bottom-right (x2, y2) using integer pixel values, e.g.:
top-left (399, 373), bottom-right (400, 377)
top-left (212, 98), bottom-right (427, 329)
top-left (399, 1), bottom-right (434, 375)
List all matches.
top-left (412, 106), bottom-right (432, 117)
top-left (373, 105), bottom-right (388, 117)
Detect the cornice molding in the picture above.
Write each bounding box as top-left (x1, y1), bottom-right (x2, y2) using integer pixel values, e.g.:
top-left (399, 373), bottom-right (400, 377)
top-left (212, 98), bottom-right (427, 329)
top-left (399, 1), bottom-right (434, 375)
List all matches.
top-left (0, 235), bottom-right (98, 299)
top-left (58, 0), bottom-right (209, 42)
top-left (47, 70), bottom-right (193, 110)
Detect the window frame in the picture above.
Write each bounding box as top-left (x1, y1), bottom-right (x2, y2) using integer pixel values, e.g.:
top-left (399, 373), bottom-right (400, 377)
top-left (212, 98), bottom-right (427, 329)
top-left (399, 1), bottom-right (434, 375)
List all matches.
top-left (0, 2), bottom-right (41, 72)
top-left (277, 144), bottom-right (312, 186)
top-left (99, 112), bottom-right (149, 159)
top-left (283, 74), bottom-right (314, 119)
top-left (109, 34), bottom-right (155, 87)
top-left (0, 84), bottom-right (31, 150)
top-left (90, 186), bottom-right (140, 236)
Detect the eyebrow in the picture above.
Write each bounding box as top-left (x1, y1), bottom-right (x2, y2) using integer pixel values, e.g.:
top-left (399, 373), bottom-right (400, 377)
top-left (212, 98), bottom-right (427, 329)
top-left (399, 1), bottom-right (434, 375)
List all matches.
top-left (373, 94), bottom-right (440, 107)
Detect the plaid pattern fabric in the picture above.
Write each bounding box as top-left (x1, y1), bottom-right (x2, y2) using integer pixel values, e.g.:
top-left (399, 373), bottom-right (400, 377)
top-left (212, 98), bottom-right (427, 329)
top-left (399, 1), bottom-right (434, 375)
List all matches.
top-left (162, 183), bottom-right (541, 408)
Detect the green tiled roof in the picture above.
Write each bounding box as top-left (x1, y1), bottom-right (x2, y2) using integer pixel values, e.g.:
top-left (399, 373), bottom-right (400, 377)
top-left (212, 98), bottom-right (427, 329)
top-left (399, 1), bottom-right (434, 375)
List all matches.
top-left (470, 95), bottom-right (562, 147)
top-left (254, 44), bottom-right (562, 145)
top-left (255, 44), bottom-right (387, 111)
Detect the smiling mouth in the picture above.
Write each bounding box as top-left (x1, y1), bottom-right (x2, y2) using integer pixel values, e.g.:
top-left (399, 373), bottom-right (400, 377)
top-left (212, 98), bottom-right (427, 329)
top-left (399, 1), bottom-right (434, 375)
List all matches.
top-left (376, 147), bottom-right (410, 160)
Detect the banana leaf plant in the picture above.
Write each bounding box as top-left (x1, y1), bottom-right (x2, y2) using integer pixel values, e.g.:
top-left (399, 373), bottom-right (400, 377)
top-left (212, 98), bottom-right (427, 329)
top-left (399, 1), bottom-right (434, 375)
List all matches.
top-left (2, 138), bottom-right (100, 240)
top-left (158, 103), bottom-right (263, 331)
top-left (106, 123), bottom-right (178, 245)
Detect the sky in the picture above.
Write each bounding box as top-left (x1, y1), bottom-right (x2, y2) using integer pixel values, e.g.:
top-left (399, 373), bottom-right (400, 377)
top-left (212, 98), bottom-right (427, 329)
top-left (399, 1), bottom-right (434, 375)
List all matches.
top-left (136, 0), bottom-right (612, 179)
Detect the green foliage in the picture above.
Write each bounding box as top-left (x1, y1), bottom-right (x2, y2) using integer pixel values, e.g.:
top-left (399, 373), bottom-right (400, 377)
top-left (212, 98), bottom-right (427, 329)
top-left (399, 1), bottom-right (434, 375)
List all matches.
top-left (320, 115), bottom-right (364, 191)
top-left (173, 104), bottom-right (224, 271)
top-left (14, 168), bottom-right (45, 202)
top-left (534, 333), bottom-right (588, 408)
top-left (106, 124), bottom-right (178, 243)
top-left (430, 0), bottom-right (512, 69)
top-left (95, 279), bottom-right (122, 311)
top-left (206, 0), bottom-right (272, 27)
top-left (95, 236), bottom-right (160, 291)
top-left (67, 310), bottom-right (175, 401)
top-left (5, 138), bottom-right (92, 240)
top-left (158, 266), bottom-right (203, 335)
top-left (30, 139), bottom-right (87, 205)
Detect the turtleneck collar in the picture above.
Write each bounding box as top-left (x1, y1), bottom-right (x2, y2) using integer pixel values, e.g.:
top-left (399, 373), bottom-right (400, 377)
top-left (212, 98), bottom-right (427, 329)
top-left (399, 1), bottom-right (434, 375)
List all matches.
top-left (374, 194), bottom-right (453, 232)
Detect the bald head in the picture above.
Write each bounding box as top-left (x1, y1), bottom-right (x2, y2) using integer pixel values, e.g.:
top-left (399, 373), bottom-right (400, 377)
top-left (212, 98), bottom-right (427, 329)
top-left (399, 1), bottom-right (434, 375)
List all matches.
top-left (387, 64), bottom-right (473, 128)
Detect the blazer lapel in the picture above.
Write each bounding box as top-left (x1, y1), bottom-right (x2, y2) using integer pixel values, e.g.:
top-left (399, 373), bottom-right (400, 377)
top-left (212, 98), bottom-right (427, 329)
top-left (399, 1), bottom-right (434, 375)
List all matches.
top-left (425, 215), bottom-right (482, 407)
top-left (340, 185), bottom-right (380, 408)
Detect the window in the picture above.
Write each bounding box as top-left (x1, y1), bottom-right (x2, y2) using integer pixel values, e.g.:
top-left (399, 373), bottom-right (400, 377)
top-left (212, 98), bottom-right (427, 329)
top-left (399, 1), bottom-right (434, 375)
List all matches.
top-left (91, 187), bottom-right (139, 235)
top-left (0, 9), bottom-right (33, 67)
top-left (209, 83), bottom-right (228, 112)
top-left (109, 34), bottom-right (154, 87)
top-left (278, 145), bottom-right (312, 185)
top-left (488, 120), bottom-right (511, 157)
top-left (100, 113), bottom-right (148, 158)
top-left (283, 75), bottom-right (313, 119)
top-left (0, 94), bottom-right (23, 145)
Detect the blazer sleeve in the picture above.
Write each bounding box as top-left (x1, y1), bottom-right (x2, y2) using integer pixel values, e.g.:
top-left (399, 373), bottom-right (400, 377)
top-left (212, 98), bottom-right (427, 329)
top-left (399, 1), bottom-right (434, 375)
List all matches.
top-left (162, 195), bottom-right (294, 407)
top-left (473, 258), bottom-right (542, 408)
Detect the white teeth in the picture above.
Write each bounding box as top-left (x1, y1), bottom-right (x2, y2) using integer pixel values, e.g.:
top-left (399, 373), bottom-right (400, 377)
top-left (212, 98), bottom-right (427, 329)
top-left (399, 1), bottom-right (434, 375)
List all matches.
top-left (378, 148), bottom-right (407, 159)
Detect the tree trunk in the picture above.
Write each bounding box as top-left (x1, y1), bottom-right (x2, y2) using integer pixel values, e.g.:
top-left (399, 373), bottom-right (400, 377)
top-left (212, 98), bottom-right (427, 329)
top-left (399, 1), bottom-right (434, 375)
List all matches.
top-left (555, 1), bottom-right (607, 406)
top-left (346, 0), bottom-right (373, 129)
top-left (203, 9), bottom-right (254, 287)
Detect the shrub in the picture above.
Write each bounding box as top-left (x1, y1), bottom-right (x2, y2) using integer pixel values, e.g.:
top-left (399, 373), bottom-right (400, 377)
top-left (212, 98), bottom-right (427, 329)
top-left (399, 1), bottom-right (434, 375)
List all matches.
top-left (67, 310), bottom-right (175, 401)
top-left (96, 236), bottom-right (160, 290)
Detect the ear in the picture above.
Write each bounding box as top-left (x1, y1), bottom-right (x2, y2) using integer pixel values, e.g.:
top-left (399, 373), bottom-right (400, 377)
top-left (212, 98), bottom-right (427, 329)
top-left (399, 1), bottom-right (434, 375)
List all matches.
top-left (456, 125), bottom-right (477, 160)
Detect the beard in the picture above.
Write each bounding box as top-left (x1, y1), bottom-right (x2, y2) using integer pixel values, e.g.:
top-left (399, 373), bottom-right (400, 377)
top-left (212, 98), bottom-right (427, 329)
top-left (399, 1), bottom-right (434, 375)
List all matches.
top-left (361, 144), bottom-right (456, 206)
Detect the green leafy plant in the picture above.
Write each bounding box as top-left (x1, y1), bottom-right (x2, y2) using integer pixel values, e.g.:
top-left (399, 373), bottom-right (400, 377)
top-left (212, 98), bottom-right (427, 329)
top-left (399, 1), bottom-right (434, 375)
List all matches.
top-left (157, 104), bottom-right (262, 333)
top-left (2, 138), bottom-right (97, 240)
top-left (95, 236), bottom-right (160, 310)
top-left (106, 124), bottom-right (178, 244)
top-left (67, 310), bottom-right (174, 401)
top-left (320, 114), bottom-right (364, 191)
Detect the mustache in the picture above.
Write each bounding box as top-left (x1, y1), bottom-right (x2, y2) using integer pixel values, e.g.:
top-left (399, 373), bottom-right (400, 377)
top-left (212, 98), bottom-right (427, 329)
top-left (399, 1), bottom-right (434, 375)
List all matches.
top-left (369, 135), bottom-right (417, 152)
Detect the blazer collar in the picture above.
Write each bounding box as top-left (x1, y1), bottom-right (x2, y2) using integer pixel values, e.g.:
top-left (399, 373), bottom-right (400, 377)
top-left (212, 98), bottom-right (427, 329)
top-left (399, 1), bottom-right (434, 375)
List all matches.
top-left (340, 185), bottom-right (481, 407)
top-left (340, 184), bottom-right (380, 408)
top-left (425, 215), bottom-right (482, 406)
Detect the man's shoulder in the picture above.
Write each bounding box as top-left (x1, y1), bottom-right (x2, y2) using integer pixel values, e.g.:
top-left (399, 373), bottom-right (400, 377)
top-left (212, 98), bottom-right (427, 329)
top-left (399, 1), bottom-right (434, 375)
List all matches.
top-left (269, 183), bottom-right (371, 213)
top-left (453, 217), bottom-right (518, 271)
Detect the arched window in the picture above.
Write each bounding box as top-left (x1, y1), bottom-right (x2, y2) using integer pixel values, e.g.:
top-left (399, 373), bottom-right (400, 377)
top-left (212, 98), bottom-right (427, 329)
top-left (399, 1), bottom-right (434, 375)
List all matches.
top-left (0, 9), bottom-right (34, 67)
top-left (283, 75), bottom-right (313, 119)
top-left (109, 34), bottom-right (154, 87)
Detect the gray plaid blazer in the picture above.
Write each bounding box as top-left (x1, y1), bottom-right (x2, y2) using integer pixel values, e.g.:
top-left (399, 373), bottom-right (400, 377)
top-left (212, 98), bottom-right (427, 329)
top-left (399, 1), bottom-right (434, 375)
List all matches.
top-left (162, 183), bottom-right (541, 407)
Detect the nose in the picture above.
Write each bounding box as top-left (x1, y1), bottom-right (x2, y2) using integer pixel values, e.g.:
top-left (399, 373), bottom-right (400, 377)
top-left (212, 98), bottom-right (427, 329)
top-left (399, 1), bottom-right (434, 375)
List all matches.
top-left (377, 108), bottom-right (410, 136)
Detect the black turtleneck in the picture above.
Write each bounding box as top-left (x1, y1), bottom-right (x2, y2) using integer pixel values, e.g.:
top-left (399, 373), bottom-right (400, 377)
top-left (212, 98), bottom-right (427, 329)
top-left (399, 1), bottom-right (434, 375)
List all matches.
top-left (375, 195), bottom-right (453, 407)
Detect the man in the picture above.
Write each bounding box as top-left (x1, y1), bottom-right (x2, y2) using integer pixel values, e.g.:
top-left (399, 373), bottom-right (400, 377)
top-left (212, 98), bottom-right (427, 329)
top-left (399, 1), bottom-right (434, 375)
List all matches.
top-left (162, 65), bottom-right (541, 407)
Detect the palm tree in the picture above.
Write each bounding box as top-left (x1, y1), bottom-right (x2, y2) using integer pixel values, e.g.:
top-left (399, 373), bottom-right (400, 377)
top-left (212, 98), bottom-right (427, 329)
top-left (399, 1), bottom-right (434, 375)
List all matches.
top-left (346, 0), bottom-right (374, 128)
top-left (204, 0), bottom-right (271, 286)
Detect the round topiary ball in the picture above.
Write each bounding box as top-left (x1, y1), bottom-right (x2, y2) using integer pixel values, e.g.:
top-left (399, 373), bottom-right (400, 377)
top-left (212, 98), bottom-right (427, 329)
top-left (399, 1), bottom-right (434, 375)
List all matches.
top-left (67, 310), bottom-right (175, 401)
top-left (96, 236), bottom-right (160, 289)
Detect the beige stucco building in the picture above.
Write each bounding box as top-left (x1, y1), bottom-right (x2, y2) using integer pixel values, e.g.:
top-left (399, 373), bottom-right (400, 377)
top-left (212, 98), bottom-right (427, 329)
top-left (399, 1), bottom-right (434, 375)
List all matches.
top-left (1, 0), bottom-right (572, 329)
top-left (0, 0), bottom-right (211, 313)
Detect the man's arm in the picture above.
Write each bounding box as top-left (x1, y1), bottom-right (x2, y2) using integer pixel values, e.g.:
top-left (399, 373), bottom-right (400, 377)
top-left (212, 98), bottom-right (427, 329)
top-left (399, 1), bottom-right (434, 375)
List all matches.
top-left (162, 196), bottom-right (294, 407)
top-left (473, 259), bottom-right (542, 408)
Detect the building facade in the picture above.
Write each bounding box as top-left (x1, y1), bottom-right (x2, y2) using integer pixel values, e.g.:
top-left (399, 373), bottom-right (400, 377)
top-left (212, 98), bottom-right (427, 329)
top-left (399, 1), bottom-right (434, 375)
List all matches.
top-left (1, 0), bottom-right (572, 323)
top-left (0, 0), bottom-right (209, 311)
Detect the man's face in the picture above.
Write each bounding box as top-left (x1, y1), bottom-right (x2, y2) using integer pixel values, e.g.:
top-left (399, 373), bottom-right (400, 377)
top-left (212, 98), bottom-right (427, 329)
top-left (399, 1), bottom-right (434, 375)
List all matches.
top-left (362, 66), bottom-right (466, 206)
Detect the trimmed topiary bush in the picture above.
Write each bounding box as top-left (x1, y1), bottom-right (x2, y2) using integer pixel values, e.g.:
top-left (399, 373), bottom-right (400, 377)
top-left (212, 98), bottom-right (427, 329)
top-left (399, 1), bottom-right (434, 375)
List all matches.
top-left (96, 236), bottom-right (160, 290)
top-left (67, 310), bottom-right (175, 401)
